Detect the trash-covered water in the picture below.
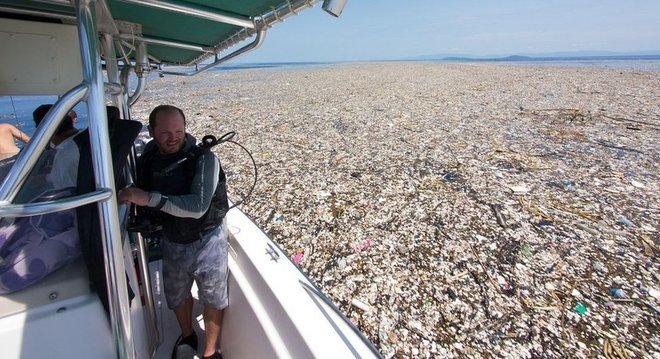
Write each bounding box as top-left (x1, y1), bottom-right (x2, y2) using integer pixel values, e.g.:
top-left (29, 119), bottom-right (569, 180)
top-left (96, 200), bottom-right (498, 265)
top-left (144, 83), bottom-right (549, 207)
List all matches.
top-left (130, 62), bottom-right (659, 358)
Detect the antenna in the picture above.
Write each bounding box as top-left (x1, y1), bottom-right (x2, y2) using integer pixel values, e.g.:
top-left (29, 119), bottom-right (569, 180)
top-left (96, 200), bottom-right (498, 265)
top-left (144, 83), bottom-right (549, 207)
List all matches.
top-left (322, 0), bottom-right (347, 17)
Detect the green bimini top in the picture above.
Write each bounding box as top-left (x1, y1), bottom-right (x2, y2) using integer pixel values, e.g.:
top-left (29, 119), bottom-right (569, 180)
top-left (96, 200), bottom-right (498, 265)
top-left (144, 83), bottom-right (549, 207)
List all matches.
top-left (0, 0), bottom-right (322, 68)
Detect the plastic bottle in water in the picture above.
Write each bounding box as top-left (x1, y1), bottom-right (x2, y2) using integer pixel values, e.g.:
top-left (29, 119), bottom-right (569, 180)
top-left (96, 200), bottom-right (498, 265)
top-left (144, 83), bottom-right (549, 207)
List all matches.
top-left (610, 288), bottom-right (628, 299)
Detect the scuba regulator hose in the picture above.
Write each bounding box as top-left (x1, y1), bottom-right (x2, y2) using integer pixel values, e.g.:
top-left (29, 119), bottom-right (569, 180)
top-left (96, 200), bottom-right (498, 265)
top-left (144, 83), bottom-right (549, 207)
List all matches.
top-left (201, 131), bottom-right (258, 209)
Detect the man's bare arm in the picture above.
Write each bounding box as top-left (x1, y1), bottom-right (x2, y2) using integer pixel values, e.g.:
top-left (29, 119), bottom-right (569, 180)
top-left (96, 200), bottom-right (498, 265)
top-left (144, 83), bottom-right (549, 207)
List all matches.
top-left (10, 125), bottom-right (30, 144)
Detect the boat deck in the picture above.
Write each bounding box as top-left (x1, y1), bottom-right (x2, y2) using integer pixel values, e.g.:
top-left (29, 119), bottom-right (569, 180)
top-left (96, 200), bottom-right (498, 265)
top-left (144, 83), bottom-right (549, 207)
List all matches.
top-left (150, 260), bottom-right (209, 359)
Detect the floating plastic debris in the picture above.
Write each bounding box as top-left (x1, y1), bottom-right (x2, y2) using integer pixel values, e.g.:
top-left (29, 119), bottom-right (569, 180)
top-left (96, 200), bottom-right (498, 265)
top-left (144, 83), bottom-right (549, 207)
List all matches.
top-left (592, 261), bottom-right (608, 274)
top-left (610, 288), bottom-right (628, 299)
top-left (509, 185), bottom-right (530, 195)
top-left (336, 257), bottom-right (347, 270)
top-left (630, 179), bottom-right (646, 188)
top-left (291, 251), bottom-right (304, 265)
top-left (352, 239), bottom-right (375, 254)
top-left (616, 215), bottom-right (634, 227)
top-left (351, 298), bottom-right (373, 312)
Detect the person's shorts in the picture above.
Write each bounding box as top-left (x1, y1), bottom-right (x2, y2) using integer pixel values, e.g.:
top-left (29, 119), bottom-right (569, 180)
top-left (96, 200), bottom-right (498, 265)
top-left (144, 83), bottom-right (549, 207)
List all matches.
top-left (0, 154), bottom-right (17, 183)
top-left (162, 222), bottom-right (228, 310)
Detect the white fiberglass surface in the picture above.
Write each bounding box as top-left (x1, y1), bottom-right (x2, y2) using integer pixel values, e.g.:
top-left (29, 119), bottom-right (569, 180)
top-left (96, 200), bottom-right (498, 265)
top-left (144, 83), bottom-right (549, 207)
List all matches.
top-left (0, 293), bottom-right (114, 358)
top-left (225, 207), bottom-right (379, 358)
top-left (149, 206), bottom-right (379, 358)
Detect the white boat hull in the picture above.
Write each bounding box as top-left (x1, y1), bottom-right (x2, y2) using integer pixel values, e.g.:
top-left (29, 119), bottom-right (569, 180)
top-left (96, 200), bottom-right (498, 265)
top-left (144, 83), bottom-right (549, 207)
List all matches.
top-left (151, 205), bottom-right (380, 358)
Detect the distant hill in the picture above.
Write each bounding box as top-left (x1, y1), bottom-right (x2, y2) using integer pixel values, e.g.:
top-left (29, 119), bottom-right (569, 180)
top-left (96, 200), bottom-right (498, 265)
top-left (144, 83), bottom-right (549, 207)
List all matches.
top-left (442, 55), bottom-right (533, 61)
top-left (436, 54), bottom-right (660, 62)
top-left (409, 51), bottom-right (660, 62)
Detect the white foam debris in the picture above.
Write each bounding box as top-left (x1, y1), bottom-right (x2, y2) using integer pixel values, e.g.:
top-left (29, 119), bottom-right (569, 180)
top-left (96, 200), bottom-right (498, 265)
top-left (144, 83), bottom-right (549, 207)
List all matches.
top-left (351, 298), bottom-right (373, 313)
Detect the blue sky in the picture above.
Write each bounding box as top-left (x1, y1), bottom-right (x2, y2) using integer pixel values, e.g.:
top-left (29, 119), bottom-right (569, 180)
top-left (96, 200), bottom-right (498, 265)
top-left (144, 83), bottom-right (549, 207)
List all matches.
top-left (236, 0), bottom-right (660, 63)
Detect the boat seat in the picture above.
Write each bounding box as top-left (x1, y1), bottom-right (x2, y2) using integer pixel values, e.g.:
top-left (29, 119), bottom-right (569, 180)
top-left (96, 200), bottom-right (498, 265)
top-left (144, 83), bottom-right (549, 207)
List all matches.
top-left (0, 257), bottom-right (90, 319)
top-left (0, 255), bottom-right (115, 358)
top-left (75, 106), bottom-right (142, 315)
top-left (0, 107), bottom-right (141, 319)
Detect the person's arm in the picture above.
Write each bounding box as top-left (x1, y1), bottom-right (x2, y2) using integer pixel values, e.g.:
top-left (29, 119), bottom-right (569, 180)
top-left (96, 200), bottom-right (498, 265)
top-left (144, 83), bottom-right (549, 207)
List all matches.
top-left (151, 152), bottom-right (219, 218)
top-left (9, 125), bottom-right (30, 144)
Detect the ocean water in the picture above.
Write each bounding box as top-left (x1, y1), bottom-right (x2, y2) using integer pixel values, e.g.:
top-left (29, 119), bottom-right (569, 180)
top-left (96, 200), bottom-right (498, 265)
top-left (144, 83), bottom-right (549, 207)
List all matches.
top-left (2, 57), bottom-right (659, 138)
top-left (491, 58), bottom-right (660, 72)
top-left (222, 56), bottom-right (660, 72)
top-left (0, 96), bottom-right (89, 143)
top-left (437, 55), bottom-right (660, 72)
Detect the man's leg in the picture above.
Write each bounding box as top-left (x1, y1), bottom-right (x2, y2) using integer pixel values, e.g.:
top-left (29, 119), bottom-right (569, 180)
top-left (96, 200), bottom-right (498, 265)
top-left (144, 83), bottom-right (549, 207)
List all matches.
top-left (197, 224), bottom-right (228, 358)
top-left (202, 306), bottom-right (224, 357)
top-left (174, 295), bottom-right (194, 337)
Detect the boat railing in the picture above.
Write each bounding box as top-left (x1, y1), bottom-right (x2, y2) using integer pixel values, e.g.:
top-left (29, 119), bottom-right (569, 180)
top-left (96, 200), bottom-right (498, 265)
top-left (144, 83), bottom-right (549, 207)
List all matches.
top-left (77, 2), bottom-right (135, 357)
top-left (0, 189), bottom-right (112, 218)
top-left (299, 280), bottom-right (384, 358)
top-left (0, 2), bottom-right (138, 358)
top-left (120, 0), bottom-right (321, 76)
top-left (131, 229), bottom-right (160, 357)
top-left (0, 85), bottom-right (87, 203)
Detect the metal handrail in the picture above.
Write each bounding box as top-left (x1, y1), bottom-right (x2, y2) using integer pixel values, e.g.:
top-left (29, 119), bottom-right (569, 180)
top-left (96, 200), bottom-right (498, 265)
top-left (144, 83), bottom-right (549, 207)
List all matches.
top-left (107, 30), bottom-right (159, 356)
top-left (0, 85), bottom-right (88, 203)
top-left (2, 0), bottom-right (321, 74)
top-left (107, 23), bottom-right (160, 355)
top-left (134, 231), bottom-right (159, 357)
top-left (115, 0), bottom-right (319, 76)
top-left (186, 0), bottom-right (321, 66)
top-left (77, 1), bottom-right (135, 357)
top-left (0, 5), bottom-right (76, 22)
top-left (0, 189), bottom-right (112, 217)
top-left (115, 33), bottom-right (216, 54)
top-left (121, 41), bottom-right (150, 107)
top-left (159, 29), bottom-right (266, 76)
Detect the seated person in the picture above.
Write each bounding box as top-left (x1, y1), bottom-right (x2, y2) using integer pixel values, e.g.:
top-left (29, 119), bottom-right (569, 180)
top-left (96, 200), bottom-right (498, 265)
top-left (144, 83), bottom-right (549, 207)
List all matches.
top-left (0, 123), bottom-right (30, 160)
top-left (69, 110), bottom-right (78, 125)
top-left (1, 107), bottom-right (83, 294)
top-left (13, 105), bottom-right (81, 201)
top-left (35, 105), bottom-right (85, 189)
top-left (32, 104), bottom-right (79, 147)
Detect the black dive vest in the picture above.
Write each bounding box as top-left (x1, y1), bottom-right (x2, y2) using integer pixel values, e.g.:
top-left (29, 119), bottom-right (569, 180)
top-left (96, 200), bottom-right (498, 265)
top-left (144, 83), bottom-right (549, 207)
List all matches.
top-left (137, 144), bottom-right (229, 244)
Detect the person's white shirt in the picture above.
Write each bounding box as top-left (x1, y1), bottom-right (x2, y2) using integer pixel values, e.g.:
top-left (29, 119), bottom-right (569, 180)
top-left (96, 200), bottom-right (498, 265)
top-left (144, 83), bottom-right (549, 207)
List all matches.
top-left (46, 134), bottom-right (80, 190)
top-left (15, 131), bottom-right (81, 203)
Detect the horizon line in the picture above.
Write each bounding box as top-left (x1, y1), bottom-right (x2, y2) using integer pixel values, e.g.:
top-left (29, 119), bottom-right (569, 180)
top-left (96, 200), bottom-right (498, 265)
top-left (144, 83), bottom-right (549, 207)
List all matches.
top-left (229, 52), bottom-right (660, 66)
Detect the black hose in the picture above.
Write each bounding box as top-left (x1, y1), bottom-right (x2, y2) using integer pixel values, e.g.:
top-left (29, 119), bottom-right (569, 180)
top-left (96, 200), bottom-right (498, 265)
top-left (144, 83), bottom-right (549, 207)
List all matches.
top-left (224, 139), bottom-right (257, 209)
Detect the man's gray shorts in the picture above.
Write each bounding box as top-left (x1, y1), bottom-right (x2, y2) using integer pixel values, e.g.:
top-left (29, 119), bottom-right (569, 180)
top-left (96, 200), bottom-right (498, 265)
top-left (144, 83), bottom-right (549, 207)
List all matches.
top-left (162, 222), bottom-right (228, 310)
